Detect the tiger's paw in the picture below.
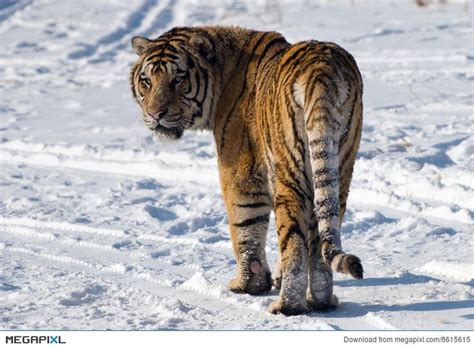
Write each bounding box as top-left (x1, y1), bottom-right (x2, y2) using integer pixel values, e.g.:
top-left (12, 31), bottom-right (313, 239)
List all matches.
top-left (309, 294), bottom-right (339, 312)
top-left (229, 260), bottom-right (272, 295)
top-left (268, 297), bottom-right (308, 316)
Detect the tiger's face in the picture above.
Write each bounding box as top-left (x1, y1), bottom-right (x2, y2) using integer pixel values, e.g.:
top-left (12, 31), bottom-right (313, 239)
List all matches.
top-left (130, 32), bottom-right (216, 141)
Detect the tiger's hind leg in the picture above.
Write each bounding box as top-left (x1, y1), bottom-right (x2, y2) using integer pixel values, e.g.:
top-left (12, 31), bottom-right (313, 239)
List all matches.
top-left (307, 220), bottom-right (338, 311)
top-left (268, 180), bottom-right (310, 316)
top-left (306, 138), bottom-right (360, 311)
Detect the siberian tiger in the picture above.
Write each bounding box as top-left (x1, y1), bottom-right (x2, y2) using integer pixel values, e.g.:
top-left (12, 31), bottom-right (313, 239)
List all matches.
top-left (130, 26), bottom-right (363, 315)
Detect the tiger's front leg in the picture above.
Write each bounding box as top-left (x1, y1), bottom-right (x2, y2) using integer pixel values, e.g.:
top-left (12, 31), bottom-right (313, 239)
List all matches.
top-left (220, 166), bottom-right (273, 295)
top-left (227, 210), bottom-right (273, 295)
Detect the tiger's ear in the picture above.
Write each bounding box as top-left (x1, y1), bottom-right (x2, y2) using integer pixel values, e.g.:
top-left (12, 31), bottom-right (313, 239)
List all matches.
top-left (131, 36), bottom-right (152, 56)
top-left (189, 34), bottom-right (216, 63)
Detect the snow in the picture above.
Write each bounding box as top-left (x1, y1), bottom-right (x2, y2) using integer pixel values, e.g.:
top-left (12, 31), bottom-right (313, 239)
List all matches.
top-left (418, 261), bottom-right (474, 283)
top-left (0, 0), bottom-right (473, 330)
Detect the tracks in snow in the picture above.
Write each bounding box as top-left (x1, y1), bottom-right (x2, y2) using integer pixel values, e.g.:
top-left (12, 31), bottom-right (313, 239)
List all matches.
top-left (0, 140), bottom-right (217, 186)
top-left (0, 217), bottom-right (220, 273)
top-left (68, 0), bottom-right (174, 63)
top-left (2, 215), bottom-right (464, 330)
top-left (1, 139), bottom-right (470, 232)
top-left (0, 217), bottom-right (337, 330)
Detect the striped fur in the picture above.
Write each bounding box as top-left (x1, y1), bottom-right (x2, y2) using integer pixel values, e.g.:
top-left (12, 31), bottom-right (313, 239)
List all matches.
top-left (130, 26), bottom-right (363, 315)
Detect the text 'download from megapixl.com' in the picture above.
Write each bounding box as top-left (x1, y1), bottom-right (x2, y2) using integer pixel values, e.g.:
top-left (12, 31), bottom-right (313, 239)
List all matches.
top-left (343, 334), bottom-right (471, 345)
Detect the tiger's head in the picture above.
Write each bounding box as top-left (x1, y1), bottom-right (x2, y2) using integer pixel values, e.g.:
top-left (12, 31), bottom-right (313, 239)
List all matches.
top-left (130, 28), bottom-right (217, 141)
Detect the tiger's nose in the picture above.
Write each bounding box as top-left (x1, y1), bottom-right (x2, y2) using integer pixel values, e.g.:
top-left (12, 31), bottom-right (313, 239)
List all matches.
top-left (148, 111), bottom-right (165, 120)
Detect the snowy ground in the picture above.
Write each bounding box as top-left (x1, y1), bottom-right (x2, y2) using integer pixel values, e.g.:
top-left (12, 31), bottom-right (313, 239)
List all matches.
top-left (0, 0), bottom-right (473, 330)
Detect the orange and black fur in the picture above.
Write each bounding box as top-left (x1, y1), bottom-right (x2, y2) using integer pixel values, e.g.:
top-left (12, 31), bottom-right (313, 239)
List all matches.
top-left (130, 26), bottom-right (363, 315)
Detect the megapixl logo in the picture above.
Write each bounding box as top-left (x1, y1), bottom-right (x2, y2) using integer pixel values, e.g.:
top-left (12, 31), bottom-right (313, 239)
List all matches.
top-left (5, 335), bottom-right (66, 344)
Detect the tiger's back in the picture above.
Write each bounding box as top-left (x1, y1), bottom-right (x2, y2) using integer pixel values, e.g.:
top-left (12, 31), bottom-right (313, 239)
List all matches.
top-left (130, 26), bottom-right (363, 315)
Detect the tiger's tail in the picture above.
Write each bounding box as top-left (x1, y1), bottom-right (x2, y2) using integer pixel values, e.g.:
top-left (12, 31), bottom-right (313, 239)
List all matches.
top-left (298, 59), bottom-right (363, 279)
top-left (305, 104), bottom-right (363, 279)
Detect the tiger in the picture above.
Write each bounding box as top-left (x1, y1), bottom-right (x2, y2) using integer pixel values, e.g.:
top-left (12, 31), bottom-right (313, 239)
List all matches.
top-left (130, 26), bottom-right (364, 316)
